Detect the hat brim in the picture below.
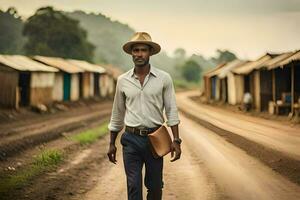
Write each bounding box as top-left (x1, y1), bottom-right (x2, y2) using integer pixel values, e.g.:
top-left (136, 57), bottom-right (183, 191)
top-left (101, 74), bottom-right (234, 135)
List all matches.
top-left (123, 41), bottom-right (161, 55)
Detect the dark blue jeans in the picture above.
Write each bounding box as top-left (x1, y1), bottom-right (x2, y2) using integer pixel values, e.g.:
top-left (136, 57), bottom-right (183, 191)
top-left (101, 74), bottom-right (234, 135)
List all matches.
top-left (121, 131), bottom-right (164, 200)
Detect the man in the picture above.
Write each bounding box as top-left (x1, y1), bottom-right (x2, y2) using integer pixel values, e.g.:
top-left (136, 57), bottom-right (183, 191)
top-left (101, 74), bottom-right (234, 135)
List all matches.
top-left (107, 32), bottom-right (182, 200)
top-left (243, 92), bottom-right (253, 111)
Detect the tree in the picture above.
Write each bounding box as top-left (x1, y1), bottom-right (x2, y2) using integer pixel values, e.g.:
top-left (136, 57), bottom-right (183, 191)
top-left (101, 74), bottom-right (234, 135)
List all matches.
top-left (181, 60), bottom-right (202, 82)
top-left (174, 48), bottom-right (186, 59)
top-left (0, 7), bottom-right (26, 54)
top-left (66, 11), bottom-right (135, 69)
top-left (211, 49), bottom-right (237, 64)
top-left (23, 7), bottom-right (94, 61)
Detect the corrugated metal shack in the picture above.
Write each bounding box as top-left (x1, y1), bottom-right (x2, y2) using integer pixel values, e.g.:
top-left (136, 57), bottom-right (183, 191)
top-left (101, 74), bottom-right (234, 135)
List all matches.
top-left (101, 64), bottom-right (123, 98)
top-left (203, 63), bottom-right (227, 102)
top-left (203, 60), bottom-right (246, 105)
top-left (67, 59), bottom-right (106, 99)
top-left (0, 55), bottom-right (58, 109)
top-left (266, 51), bottom-right (300, 115)
top-left (33, 56), bottom-right (84, 102)
top-left (217, 60), bottom-right (247, 105)
top-left (257, 52), bottom-right (295, 112)
top-left (202, 50), bottom-right (300, 118)
top-left (232, 53), bottom-right (278, 111)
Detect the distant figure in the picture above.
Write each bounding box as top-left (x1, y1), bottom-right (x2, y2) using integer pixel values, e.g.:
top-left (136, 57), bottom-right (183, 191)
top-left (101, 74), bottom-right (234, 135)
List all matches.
top-left (243, 92), bottom-right (253, 111)
top-left (107, 32), bottom-right (181, 200)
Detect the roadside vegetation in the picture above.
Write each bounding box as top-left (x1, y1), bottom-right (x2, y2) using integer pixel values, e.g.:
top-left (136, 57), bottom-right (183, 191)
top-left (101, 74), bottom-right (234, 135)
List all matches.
top-left (69, 121), bottom-right (108, 145)
top-left (0, 121), bottom-right (109, 195)
top-left (0, 149), bottom-right (64, 194)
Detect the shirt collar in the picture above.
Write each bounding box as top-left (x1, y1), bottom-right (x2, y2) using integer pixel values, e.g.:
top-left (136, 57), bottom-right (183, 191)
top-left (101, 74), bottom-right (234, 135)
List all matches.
top-left (130, 65), bottom-right (158, 78)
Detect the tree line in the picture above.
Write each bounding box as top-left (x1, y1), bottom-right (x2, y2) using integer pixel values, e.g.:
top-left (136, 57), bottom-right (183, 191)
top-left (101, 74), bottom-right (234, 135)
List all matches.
top-left (0, 6), bottom-right (237, 84)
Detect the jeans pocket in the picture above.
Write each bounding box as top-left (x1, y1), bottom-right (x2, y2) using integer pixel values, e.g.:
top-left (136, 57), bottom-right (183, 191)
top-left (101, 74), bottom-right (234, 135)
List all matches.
top-left (120, 132), bottom-right (127, 146)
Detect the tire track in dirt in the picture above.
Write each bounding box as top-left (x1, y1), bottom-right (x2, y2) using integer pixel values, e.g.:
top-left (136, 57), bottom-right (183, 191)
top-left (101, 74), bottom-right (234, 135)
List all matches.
top-left (179, 114), bottom-right (300, 200)
top-left (0, 107), bottom-right (111, 160)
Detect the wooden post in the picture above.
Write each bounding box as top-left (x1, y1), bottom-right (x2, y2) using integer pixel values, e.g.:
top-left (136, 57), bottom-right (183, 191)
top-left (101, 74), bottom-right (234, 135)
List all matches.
top-left (291, 62), bottom-right (295, 114)
top-left (272, 69), bottom-right (276, 102)
top-left (15, 86), bottom-right (20, 110)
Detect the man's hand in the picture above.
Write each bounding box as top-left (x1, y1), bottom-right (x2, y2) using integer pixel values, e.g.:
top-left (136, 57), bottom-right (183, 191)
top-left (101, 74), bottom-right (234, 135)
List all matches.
top-left (107, 143), bottom-right (117, 164)
top-left (170, 141), bottom-right (181, 162)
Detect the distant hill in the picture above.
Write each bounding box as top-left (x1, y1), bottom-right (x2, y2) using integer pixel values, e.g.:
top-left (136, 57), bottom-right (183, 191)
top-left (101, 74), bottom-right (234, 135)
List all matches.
top-left (0, 8), bottom-right (26, 55)
top-left (66, 11), bottom-right (135, 70)
top-left (0, 8), bottom-right (234, 77)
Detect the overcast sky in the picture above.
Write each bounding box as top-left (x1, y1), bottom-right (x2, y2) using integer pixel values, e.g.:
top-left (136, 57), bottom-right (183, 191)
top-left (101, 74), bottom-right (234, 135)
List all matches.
top-left (1, 0), bottom-right (300, 59)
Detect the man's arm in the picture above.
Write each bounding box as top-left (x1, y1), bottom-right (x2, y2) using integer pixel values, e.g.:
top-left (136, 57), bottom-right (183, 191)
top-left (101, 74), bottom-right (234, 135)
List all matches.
top-left (163, 74), bottom-right (181, 162)
top-left (170, 124), bottom-right (181, 162)
top-left (107, 78), bottom-right (126, 164)
top-left (170, 124), bottom-right (179, 139)
top-left (107, 131), bottom-right (119, 164)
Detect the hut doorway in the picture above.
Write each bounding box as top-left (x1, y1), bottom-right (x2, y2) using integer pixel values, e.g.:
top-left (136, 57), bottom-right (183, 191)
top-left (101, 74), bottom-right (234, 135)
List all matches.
top-left (63, 73), bottom-right (71, 101)
top-left (260, 70), bottom-right (272, 111)
top-left (79, 73), bottom-right (83, 98)
top-left (94, 73), bottom-right (100, 96)
top-left (18, 72), bottom-right (31, 106)
top-left (244, 75), bottom-right (250, 93)
top-left (211, 76), bottom-right (217, 99)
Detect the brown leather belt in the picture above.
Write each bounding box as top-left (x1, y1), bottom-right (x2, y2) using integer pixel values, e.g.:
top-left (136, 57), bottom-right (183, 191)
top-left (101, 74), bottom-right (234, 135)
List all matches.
top-left (125, 126), bottom-right (160, 137)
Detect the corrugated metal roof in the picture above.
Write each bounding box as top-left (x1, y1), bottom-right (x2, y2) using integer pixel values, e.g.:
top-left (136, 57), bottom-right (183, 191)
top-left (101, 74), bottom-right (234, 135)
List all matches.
top-left (204, 63), bottom-right (227, 78)
top-left (268, 50), bottom-right (300, 69)
top-left (34, 56), bottom-right (84, 73)
top-left (101, 64), bottom-right (124, 79)
top-left (264, 52), bottom-right (294, 70)
top-left (68, 59), bottom-right (106, 73)
top-left (0, 55), bottom-right (23, 70)
top-left (218, 60), bottom-right (247, 78)
top-left (0, 55), bottom-right (58, 72)
top-left (233, 53), bottom-right (278, 75)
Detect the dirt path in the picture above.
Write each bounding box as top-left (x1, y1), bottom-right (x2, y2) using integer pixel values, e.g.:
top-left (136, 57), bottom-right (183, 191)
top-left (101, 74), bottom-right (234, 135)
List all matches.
top-left (0, 102), bottom-right (112, 160)
top-left (179, 114), bottom-right (300, 200)
top-left (177, 90), bottom-right (300, 160)
top-left (82, 125), bottom-right (220, 200)
top-left (78, 114), bottom-right (300, 200)
top-left (2, 112), bottom-right (299, 200)
top-left (2, 92), bottom-right (300, 200)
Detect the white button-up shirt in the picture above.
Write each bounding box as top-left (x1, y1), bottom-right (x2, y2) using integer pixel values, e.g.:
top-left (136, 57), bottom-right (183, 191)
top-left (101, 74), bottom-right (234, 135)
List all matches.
top-left (108, 65), bottom-right (180, 132)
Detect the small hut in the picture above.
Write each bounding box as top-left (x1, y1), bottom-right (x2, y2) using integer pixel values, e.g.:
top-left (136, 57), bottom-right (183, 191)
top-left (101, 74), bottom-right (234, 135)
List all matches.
top-left (232, 53), bottom-right (278, 111)
top-left (67, 59), bottom-right (106, 99)
top-left (203, 63), bottom-right (227, 102)
top-left (266, 51), bottom-right (300, 116)
top-left (217, 59), bottom-right (247, 105)
top-left (33, 56), bottom-right (84, 102)
top-left (101, 64), bottom-right (124, 98)
top-left (0, 55), bottom-right (58, 109)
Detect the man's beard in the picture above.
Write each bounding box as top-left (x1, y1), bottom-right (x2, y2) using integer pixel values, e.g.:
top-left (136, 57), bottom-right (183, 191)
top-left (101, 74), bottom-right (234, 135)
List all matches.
top-left (133, 57), bottom-right (149, 67)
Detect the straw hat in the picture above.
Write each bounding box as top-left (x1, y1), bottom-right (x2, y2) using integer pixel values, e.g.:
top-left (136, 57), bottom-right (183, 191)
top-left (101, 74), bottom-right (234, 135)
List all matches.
top-left (123, 32), bottom-right (161, 55)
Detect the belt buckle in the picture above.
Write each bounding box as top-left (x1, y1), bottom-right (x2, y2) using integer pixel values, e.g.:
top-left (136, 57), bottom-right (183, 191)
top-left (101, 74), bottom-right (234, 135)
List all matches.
top-left (139, 129), bottom-right (148, 136)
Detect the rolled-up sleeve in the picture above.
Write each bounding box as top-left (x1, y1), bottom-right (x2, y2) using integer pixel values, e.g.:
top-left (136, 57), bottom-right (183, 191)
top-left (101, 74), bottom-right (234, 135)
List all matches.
top-left (163, 74), bottom-right (180, 126)
top-left (108, 77), bottom-right (126, 132)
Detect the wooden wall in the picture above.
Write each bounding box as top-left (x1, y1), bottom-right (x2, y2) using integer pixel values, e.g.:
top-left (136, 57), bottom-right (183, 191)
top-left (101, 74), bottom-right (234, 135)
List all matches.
top-left (0, 70), bottom-right (18, 108)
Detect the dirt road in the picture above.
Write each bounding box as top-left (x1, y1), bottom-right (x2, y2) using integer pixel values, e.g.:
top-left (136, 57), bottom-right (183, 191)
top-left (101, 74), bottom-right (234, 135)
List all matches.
top-left (2, 93), bottom-right (300, 199)
top-left (75, 114), bottom-right (300, 200)
top-left (177, 91), bottom-right (300, 160)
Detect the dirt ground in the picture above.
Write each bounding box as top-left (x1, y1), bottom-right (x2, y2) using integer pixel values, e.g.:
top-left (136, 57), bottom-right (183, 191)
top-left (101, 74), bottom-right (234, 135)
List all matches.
top-left (1, 113), bottom-right (299, 200)
top-left (0, 101), bottom-right (112, 160)
top-left (1, 92), bottom-right (300, 200)
top-left (79, 114), bottom-right (300, 200)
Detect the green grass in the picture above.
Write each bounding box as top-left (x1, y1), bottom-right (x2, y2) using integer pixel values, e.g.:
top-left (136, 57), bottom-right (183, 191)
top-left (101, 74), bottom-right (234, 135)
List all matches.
top-left (34, 149), bottom-right (63, 166)
top-left (69, 121), bottom-right (109, 145)
top-left (0, 149), bottom-right (63, 194)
